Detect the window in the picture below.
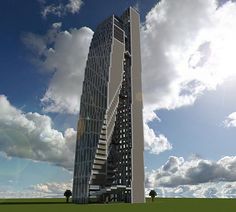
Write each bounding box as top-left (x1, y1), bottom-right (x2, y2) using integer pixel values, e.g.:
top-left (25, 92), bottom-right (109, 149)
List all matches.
top-left (114, 25), bottom-right (124, 43)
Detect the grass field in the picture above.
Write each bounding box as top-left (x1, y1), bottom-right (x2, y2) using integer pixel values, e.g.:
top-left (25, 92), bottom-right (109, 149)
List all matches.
top-left (0, 198), bottom-right (236, 212)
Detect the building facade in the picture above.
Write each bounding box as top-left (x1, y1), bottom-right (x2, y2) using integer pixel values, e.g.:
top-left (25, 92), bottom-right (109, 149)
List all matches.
top-left (72, 7), bottom-right (144, 204)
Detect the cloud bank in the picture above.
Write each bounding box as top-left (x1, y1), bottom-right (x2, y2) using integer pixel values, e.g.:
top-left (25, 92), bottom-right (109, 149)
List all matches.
top-left (140, 0), bottom-right (236, 155)
top-left (0, 180), bottom-right (72, 198)
top-left (145, 155), bottom-right (236, 198)
top-left (141, 0), bottom-right (236, 112)
top-left (0, 95), bottom-right (76, 170)
top-left (146, 156), bottom-right (236, 189)
top-left (23, 23), bottom-right (93, 114)
top-left (30, 181), bottom-right (72, 197)
top-left (145, 181), bottom-right (236, 198)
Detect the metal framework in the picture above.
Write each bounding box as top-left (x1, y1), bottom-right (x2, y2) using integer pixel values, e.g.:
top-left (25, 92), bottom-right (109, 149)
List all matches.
top-left (72, 7), bottom-right (144, 204)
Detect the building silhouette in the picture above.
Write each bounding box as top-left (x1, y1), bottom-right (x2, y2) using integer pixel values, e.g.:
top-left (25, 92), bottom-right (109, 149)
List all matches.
top-left (72, 7), bottom-right (144, 204)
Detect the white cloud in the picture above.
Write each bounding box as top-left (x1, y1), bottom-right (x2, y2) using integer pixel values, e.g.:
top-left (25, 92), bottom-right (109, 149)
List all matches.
top-left (30, 181), bottom-right (72, 196)
top-left (141, 0), bottom-right (212, 111)
top-left (223, 112), bottom-right (236, 128)
top-left (66, 0), bottom-right (83, 14)
top-left (143, 106), bottom-right (172, 155)
top-left (139, 0), bottom-right (236, 155)
top-left (0, 180), bottom-right (72, 199)
top-left (23, 23), bottom-right (93, 114)
top-left (145, 181), bottom-right (236, 198)
top-left (40, 0), bottom-right (83, 18)
top-left (0, 190), bottom-right (46, 199)
top-left (0, 94), bottom-right (77, 170)
top-left (143, 105), bottom-right (172, 155)
top-left (144, 122), bottom-right (172, 154)
top-left (141, 0), bottom-right (236, 114)
top-left (145, 155), bottom-right (236, 198)
top-left (145, 156), bottom-right (236, 189)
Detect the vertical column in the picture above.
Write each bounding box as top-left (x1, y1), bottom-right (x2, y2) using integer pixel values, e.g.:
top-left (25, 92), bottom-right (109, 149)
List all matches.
top-left (130, 7), bottom-right (145, 203)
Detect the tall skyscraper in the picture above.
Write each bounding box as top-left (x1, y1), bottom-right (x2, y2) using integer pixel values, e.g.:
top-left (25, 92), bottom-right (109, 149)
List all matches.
top-left (72, 7), bottom-right (144, 204)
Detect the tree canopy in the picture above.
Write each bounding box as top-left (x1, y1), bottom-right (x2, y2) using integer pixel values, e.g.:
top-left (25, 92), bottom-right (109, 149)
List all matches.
top-left (64, 190), bottom-right (72, 203)
top-left (149, 190), bottom-right (157, 202)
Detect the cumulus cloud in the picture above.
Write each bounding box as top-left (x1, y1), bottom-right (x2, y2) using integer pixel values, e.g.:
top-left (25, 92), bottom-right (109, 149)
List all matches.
top-left (223, 112), bottom-right (236, 128)
top-left (144, 122), bottom-right (172, 154)
top-left (145, 156), bottom-right (236, 189)
top-left (0, 95), bottom-right (76, 170)
top-left (141, 0), bottom-right (236, 113)
top-left (30, 181), bottom-right (72, 196)
top-left (145, 181), bottom-right (236, 198)
top-left (139, 0), bottom-right (236, 155)
top-left (0, 190), bottom-right (48, 199)
top-left (0, 181), bottom-right (72, 198)
top-left (142, 107), bottom-right (172, 155)
top-left (145, 156), bottom-right (236, 198)
top-left (39, 0), bottom-right (83, 18)
top-left (23, 23), bottom-right (93, 114)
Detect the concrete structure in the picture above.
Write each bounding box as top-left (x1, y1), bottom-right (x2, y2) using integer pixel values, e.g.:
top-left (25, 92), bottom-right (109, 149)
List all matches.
top-left (72, 7), bottom-right (144, 204)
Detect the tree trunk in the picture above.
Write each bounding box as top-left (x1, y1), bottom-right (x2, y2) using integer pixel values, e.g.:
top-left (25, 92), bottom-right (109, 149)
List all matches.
top-left (152, 196), bottom-right (154, 202)
top-left (66, 197), bottom-right (69, 203)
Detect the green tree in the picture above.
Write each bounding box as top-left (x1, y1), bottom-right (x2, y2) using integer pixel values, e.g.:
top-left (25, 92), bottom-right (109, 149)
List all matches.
top-left (149, 190), bottom-right (157, 202)
top-left (64, 190), bottom-right (72, 203)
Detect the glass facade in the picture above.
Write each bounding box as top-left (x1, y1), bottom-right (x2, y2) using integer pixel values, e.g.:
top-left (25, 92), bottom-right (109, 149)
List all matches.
top-left (73, 7), bottom-right (144, 204)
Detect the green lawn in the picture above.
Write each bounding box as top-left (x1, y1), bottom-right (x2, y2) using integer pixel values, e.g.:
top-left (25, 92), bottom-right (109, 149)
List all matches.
top-left (0, 198), bottom-right (235, 212)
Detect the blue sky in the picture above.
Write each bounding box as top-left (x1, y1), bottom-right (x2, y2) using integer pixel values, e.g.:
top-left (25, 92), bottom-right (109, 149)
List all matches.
top-left (1, 0), bottom-right (236, 198)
